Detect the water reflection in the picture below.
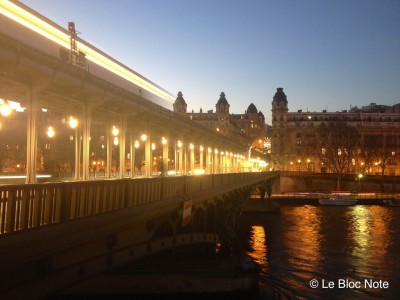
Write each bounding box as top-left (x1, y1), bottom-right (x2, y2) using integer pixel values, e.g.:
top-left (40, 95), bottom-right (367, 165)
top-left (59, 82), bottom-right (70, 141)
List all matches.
top-left (247, 225), bottom-right (268, 287)
top-left (346, 206), bottom-right (394, 281)
top-left (278, 206), bottom-right (323, 297)
top-left (282, 206), bottom-right (323, 276)
top-left (240, 205), bottom-right (400, 300)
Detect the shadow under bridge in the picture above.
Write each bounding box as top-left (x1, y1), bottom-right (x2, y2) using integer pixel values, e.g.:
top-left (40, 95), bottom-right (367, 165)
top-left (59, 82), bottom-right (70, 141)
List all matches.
top-left (0, 171), bottom-right (279, 299)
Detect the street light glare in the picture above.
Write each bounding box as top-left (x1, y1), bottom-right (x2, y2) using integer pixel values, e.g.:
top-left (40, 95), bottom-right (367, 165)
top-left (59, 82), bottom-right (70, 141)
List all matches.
top-left (69, 116), bottom-right (78, 129)
top-left (112, 126), bottom-right (119, 136)
top-left (0, 101), bottom-right (11, 116)
top-left (47, 126), bottom-right (55, 138)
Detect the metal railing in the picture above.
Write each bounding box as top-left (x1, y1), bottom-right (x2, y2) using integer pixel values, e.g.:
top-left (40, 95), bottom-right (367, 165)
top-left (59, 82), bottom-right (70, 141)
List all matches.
top-left (0, 172), bottom-right (277, 235)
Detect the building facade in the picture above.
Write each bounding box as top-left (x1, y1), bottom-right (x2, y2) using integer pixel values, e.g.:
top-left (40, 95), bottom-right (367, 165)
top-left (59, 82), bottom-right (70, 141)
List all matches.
top-left (271, 88), bottom-right (400, 176)
top-left (174, 91), bottom-right (267, 147)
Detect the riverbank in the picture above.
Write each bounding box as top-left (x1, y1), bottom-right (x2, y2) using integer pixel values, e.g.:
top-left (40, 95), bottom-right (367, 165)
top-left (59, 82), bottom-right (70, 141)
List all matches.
top-left (247, 193), bottom-right (399, 206)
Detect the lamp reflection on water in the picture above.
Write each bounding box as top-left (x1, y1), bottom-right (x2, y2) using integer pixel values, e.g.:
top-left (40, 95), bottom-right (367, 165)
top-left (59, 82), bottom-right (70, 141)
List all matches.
top-left (247, 225), bottom-right (268, 287)
top-left (347, 205), bottom-right (392, 279)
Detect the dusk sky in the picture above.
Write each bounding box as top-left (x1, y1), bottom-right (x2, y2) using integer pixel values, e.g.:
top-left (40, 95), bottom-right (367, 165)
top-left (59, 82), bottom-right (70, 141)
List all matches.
top-left (20, 0), bottom-right (400, 124)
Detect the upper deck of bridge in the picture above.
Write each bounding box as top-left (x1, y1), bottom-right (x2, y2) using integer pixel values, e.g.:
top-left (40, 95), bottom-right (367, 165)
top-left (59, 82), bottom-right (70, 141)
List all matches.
top-left (0, 1), bottom-right (268, 186)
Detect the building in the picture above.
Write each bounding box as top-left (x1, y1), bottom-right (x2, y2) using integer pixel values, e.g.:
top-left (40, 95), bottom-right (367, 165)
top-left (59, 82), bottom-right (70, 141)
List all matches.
top-left (174, 91), bottom-right (267, 148)
top-left (271, 88), bottom-right (400, 176)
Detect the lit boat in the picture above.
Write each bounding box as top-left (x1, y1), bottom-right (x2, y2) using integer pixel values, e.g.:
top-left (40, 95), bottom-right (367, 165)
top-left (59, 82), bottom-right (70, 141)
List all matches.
top-left (318, 193), bottom-right (358, 206)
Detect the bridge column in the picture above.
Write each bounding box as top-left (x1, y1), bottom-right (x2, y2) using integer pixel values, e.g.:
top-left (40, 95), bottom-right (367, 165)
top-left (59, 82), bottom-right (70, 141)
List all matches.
top-left (119, 115), bottom-right (127, 178)
top-left (233, 155), bottom-right (238, 173)
top-left (106, 123), bottom-right (112, 179)
top-left (214, 149), bottom-right (219, 174)
top-left (144, 129), bottom-right (151, 177)
top-left (219, 151), bottom-right (225, 173)
top-left (26, 90), bottom-right (38, 184)
top-left (225, 153), bottom-right (228, 173)
top-left (81, 101), bottom-right (92, 180)
top-left (129, 130), bottom-right (136, 177)
top-left (221, 151), bottom-right (226, 173)
top-left (199, 145), bottom-right (204, 171)
top-left (228, 152), bottom-right (231, 173)
top-left (177, 140), bottom-right (183, 175)
top-left (73, 123), bottom-right (80, 180)
top-left (174, 142), bottom-right (177, 175)
top-left (225, 152), bottom-right (229, 173)
top-left (227, 152), bottom-right (231, 172)
top-left (227, 152), bottom-right (230, 173)
top-left (162, 135), bottom-right (168, 176)
top-left (219, 149), bottom-right (222, 174)
top-left (206, 147), bottom-right (212, 174)
top-left (189, 143), bottom-right (194, 175)
top-left (183, 144), bottom-right (188, 175)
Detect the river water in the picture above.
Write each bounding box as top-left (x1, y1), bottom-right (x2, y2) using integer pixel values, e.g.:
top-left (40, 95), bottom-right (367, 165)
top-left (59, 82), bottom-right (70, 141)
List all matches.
top-left (237, 205), bottom-right (400, 300)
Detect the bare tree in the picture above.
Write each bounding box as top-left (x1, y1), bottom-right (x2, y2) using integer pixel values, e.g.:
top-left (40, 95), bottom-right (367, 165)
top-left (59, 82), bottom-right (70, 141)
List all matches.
top-left (318, 121), bottom-right (360, 190)
top-left (371, 134), bottom-right (396, 176)
top-left (356, 131), bottom-right (373, 175)
top-left (365, 133), bottom-right (397, 191)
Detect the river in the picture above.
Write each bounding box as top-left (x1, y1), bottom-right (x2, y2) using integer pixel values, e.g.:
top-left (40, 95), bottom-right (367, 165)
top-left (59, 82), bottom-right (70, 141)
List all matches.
top-left (237, 205), bottom-right (400, 300)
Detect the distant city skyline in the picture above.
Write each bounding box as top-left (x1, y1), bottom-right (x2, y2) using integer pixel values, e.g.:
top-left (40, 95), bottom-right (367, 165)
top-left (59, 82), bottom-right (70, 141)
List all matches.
top-left (20, 0), bottom-right (400, 124)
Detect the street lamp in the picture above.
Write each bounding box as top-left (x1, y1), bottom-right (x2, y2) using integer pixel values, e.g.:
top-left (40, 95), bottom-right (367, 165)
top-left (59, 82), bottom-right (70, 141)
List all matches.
top-left (68, 116), bottom-right (78, 129)
top-left (0, 100), bottom-right (11, 116)
top-left (358, 173), bottom-right (363, 190)
top-left (47, 126), bottom-right (55, 138)
top-left (112, 125), bottom-right (119, 136)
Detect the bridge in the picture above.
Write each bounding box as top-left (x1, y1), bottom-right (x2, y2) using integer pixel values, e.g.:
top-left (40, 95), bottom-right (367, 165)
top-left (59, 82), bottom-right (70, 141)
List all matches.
top-left (0, 2), bottom-right (279, 299)
top-left (0, 172), bottom-right (278, 299)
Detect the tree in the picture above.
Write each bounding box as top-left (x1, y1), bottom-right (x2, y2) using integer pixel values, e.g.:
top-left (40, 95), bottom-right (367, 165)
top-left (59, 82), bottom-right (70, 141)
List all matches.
top-left (370, 134), bottom-right (396, 176)
top-left (357, 133), bottom-right (374, 175)
top-left (365, 133), bottom-right (397, 191)
top-left (318, 121), bottom-right (360, 190)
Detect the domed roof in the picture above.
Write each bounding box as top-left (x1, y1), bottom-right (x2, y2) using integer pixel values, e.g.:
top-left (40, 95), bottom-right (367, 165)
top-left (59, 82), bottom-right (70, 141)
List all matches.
top-left (216, 92), bottom-right (229, 106)
top-left (258, 111), bottom-right (265, 118)
top-left (247, 103), bottom-right (258, 114)
top-left (273, 87), bottom-right (287, 103)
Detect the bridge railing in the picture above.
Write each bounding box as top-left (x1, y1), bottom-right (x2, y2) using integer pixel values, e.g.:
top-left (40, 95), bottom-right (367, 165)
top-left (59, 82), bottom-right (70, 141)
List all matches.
top-left (0, 172), bottom-right (276, 235)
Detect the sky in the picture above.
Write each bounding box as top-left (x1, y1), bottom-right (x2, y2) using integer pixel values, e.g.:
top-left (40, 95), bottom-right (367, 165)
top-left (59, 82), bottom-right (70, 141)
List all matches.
top-left (20, 0), bottom-right (400, 124)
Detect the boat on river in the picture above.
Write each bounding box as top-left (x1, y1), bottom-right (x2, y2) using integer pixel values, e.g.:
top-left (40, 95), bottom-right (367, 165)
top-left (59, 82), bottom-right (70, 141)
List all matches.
top-left (318, 193), bottom-right (358, 206)
top-left (383, 196), bottom-right (400, 207)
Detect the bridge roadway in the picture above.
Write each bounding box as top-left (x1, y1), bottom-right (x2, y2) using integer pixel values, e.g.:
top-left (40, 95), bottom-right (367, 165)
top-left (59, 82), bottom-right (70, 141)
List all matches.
top-left (0, 171), bottom-right (279, 299)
